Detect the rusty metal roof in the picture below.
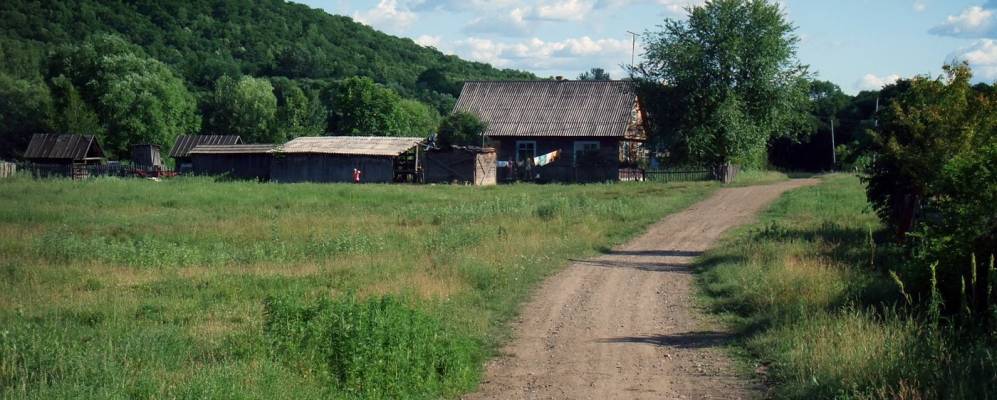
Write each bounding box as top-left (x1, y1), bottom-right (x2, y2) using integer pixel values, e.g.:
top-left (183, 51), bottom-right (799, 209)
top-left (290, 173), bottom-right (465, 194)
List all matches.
top-left (282, 136), bottom-right (425, 156)
top-left (169, 135), bottom-right (242, 158)
top-left (23, 134), bottom-right (104, 160)
top-left (452, 80), bottom-right (638, 138)
top-left (188, 144), bottom-right (276, 155)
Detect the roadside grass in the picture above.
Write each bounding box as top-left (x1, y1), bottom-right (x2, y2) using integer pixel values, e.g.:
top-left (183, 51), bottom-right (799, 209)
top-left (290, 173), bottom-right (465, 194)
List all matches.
top-left (730, 169), bottom-right (791, 187)
top-left (695, 174), bottom-right (996, 399)
top-left (0, 176), bottom-right (715, 399)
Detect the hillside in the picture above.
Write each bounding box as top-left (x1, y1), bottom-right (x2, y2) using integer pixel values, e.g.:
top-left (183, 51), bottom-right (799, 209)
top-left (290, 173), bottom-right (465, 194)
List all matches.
top-left (0, 0), bottom-right (534, 106)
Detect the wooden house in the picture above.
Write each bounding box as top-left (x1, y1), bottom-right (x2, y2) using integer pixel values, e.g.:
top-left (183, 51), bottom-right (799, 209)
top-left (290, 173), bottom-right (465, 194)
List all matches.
top-left (168, 135), bottom-right (242, 172)
top-left (272, 136), bottom-right (425, 183)
top-left (452, 80), bottom-right (648, 182)
top-left (188, 144), bottom-right (275, 181)
top-left (424, 146), bottom-right (497, 186)
top-left (23, 134), bottom-right (105, 177)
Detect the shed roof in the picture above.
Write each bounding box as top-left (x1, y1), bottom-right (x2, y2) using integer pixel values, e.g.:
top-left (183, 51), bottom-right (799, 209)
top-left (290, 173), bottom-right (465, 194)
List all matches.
top-left (282, 136), bottom-right (424, 156)
top-left (188, 144), bottom-right (276, 155)
top-left (169, 135), bottom-right (242, 158)
top-left (23, 134), bottom-right (104, 161)
top-left (452, 80), bottom-right (639, 138)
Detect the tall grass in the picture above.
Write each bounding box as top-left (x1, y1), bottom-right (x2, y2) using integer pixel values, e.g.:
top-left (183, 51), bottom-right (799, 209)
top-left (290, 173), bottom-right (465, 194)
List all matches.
top-left (696, 174), bottom-right (996, 399)
top-left (0, 176), bottom-right (715, 398)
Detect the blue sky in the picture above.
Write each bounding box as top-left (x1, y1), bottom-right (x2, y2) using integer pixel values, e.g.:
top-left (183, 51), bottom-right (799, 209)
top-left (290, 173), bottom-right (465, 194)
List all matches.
top-left (295, 0), bottom-right (997, 94)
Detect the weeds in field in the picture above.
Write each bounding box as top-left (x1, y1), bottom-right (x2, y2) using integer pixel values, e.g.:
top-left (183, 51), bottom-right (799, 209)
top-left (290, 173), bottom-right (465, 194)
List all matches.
top-left (696, 174), bottom-right (996, 399)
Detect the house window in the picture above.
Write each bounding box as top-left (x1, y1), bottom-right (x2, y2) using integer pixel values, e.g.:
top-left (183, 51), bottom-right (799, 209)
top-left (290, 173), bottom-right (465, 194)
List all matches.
top-left (574, 141), bottom-right (600, 164)
top-left (516, 141), bottom-right (536, 162)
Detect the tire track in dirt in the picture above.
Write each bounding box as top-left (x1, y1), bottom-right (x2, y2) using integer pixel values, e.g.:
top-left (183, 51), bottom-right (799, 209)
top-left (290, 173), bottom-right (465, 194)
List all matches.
top-left (465, 179), bottom-right (819, 400)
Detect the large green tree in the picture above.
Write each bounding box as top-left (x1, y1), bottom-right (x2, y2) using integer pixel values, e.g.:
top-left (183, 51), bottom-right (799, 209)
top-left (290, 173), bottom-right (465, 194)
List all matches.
top-left (204, 76), bottom-right (278, 143)
top-left (436, 112), bottom-right (488, 148)
top-left (0, 73), bottom-right (52, 158)
top-left (45, 35), bottom-right (200, 157)
top-left (331, 77), bottom-right (404, 136)
top-left (272, 78), bottom-right (326, 141)
top-left (637, 0), bottom-right (811, 167)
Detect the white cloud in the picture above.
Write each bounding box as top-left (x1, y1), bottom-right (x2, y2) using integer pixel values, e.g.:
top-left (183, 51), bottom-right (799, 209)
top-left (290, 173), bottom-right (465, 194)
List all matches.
top-left (463, 7), bottom-right (533, 36)
top-left (855, 73), bottom-right (901, 91)
top-left (534, 0), bottom-right (597, 21)
top-left (930, 5), bottom-right (996, 38)
top-left (950, 39), bottom-right (997, 80)
top-left (352, 0), bottom-right (417, 33)
top-left (913, 1), bottom-right (927, 12)
top-left (445, 36), bottom-right (634, 77)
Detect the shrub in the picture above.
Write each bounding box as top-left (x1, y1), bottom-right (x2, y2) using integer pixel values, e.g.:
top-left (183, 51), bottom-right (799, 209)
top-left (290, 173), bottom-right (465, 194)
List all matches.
top-left (263, 295), bottom-right (479, 399)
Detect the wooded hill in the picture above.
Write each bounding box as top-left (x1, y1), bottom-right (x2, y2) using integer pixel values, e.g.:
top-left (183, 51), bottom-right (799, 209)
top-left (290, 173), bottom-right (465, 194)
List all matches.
top-left (0, 0), bottom-right (535, 158)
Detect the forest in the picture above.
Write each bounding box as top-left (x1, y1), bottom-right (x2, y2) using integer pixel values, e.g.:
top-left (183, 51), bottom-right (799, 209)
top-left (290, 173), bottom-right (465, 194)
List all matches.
top-left (0, 0), bottom-right (534, 158)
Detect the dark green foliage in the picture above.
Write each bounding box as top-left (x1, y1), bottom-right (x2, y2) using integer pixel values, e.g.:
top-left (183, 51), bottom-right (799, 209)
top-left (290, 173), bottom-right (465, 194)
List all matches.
top-left (272, 78), bottom-right (327, 140)
top-left (203, 76), bottom-right (278, 143)
top-left (636, 0), bottom-right (812, 168)
top-left (331, 77), bottom-right (404, 136)
top-left (864, 64), bottom-right (996, 320)
top-left (577, 67), bottom-right (610, 80)
top-left (264, 295), bottom-right (479, 399)
top-left (436, 112), bottom-right (487, 148)
top-left (0, 74), bottom-right (52, 158)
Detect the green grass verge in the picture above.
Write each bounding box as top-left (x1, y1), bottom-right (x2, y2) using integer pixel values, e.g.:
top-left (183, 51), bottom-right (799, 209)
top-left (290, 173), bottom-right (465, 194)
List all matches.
top-left (0, 176), bottom-right (715, 399)
top-left (695, 174), bottom-right (996, 399)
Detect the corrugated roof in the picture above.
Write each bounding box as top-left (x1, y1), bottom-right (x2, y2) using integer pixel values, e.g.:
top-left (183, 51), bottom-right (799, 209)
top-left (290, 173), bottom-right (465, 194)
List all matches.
top-left (452, 80), bottom-right (638, 138)
top-left (188, 144), bottom-right (276, 155)
top-left (23, 134), bottom-right (104, 160)
top-left (282, 136), bottom-right (424, 156)
top-left (169, 135), bottom-right (242, 158)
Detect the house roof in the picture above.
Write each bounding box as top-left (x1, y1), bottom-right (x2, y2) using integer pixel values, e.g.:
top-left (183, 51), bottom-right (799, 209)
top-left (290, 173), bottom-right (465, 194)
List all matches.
top-left (23, 134), bottom-right (104, 160)
top-left (188, 144), bottom-right (276, 155)
top-left (169, 135), bottom-right (242, 158)
top-left (282, 136), bottom-right (424, 156)
top-left (452, 80), bottom-right (639, 138)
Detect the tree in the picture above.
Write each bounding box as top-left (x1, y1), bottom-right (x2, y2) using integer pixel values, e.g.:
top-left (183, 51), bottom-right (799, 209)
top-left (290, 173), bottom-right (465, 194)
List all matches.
top-left (330, 76), bottom-right (405, 136)
top-left (578, 67), bottom-right (610, 80)
top-left (397, 99), bottom-right (441, 137)
top-left (865, 63), bottom-right (996, 318)
top-left (44, 35), bottom-right (199, 157)
top-left (272, 78), bottom-right (325, 140)
top-left (437, 112), bottom-right (487, 148)
top-left (205, 75), bottom-right (278, 143)
top-left (0, 73), bottom-right (53, 158)
top-left (636, 0), bottom-right (811, 168)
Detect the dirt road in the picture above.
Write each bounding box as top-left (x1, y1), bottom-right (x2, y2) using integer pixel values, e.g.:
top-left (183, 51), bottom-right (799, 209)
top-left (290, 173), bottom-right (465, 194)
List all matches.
top-left (465, 179), bottom-right (819, 400)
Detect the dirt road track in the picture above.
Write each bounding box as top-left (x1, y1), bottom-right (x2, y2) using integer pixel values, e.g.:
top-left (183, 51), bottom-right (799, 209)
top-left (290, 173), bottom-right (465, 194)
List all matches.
top-left (465, 179), bottom-right (819, 400)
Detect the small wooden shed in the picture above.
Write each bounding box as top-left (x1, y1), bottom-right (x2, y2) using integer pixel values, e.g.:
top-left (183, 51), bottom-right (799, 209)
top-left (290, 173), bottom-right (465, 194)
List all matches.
top-left (424, 146), bottom-right (497, 186)
top-left (130, 144), bottom-right (163, 168)
top-left (168, 135), bottom-right (242, 172)
top-left (272, 136), bottom-right (425, 183)
top-left (22, 134), bottom-right (105, 178)
top-left (188, 144), bottom-right (275, 181)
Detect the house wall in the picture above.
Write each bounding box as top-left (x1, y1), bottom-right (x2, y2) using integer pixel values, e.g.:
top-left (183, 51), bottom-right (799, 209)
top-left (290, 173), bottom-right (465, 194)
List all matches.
top-left (271, 154), bottom-right (395, 183)
top-left (491, 137), bottom-right (621, 182)
top-left (191, 153), bottom-right (272, 181)
top-left (424, 150), bottom-right (497, 186)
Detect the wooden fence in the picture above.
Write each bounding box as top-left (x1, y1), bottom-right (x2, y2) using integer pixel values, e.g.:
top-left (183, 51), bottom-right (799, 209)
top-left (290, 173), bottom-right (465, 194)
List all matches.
top-left (643, 168), bottom-right (713, 183)
top-left (0, 161), bottom-right (15, 178)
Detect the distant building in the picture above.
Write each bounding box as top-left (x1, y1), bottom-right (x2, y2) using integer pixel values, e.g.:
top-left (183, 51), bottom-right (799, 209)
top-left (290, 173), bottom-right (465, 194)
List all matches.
top-left (188, 144), bottom-right (276, 181)
top-left (130, 144), bottom-right (163, 169)
top-left (453, 80), bottom-right (648, 182)
top-left (23, 134), bottom-right (105, 178)
top-left (272, 136), bottom-right (425, 183)
top-left (168, 135), bottom-right (242, 172)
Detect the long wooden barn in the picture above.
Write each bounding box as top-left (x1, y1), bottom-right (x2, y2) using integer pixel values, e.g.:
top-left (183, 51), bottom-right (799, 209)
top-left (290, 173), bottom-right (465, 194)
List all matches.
top-left (169, 135), bottom-right (242, 172)
top-left (452, 80), bottom-right (648, 182)
top-left (188, 144), bottom-right (276, 181)
top-left (272, 136), bottom-right (425, 183)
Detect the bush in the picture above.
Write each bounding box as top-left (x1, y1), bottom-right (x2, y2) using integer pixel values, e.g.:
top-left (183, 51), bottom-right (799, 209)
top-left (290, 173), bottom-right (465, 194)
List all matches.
top-left (263, 295), bottom-right (479, 399)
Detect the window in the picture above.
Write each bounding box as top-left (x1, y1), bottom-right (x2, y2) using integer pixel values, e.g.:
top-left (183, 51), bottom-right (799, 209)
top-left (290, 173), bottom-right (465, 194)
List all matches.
top-left (516, 141), bottom-right (536, 162)
top-left (574, 141), bottom-right (600, 164)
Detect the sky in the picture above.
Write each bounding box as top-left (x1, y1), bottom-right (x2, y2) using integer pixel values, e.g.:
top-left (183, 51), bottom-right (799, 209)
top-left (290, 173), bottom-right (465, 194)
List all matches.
top-left (295, 0), bottom-right (997, 94)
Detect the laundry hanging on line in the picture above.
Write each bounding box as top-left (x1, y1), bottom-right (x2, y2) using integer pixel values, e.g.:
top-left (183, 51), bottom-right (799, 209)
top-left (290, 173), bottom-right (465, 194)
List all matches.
top-left (533, 150), bottom-right (561, 167)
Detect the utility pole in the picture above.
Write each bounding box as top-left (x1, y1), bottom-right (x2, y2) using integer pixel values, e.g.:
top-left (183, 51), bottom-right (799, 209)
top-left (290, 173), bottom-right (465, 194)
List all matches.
top-left (830, 117), bottom-right (837, 169)
top-left (626, 31), bottom-right (637, 68)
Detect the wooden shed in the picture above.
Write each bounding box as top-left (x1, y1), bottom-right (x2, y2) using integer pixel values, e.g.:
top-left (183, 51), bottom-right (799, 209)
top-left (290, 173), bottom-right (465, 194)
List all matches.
top-left (130, 144), bottom-right (163, 168)
top-left (452, 80), bottom-right (648, 182)
top-left (168, 135), bottom-right (242, 173)
top-left (22, 134), bottom-right (105, 177)
top-left (272, 136), bottom-right (425, 183)
top-left (424, 146), bottom-right (497, 186)
top-left (188, 144), bottom-right (275, 181)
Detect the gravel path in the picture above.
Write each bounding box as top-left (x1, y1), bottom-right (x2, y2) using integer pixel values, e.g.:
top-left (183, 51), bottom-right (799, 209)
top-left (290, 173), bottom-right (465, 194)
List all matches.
top-left (465, 179), bottom-right (819, 400)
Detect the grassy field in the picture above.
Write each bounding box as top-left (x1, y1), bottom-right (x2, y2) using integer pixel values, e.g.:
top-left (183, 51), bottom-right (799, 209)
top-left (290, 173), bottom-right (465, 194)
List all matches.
top-left (0, 176), bottom-right (715, 399)
top-left (696, 174), bottom-right (996, 399)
